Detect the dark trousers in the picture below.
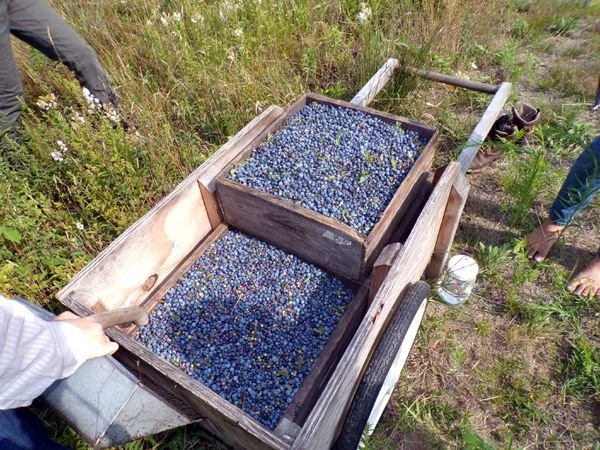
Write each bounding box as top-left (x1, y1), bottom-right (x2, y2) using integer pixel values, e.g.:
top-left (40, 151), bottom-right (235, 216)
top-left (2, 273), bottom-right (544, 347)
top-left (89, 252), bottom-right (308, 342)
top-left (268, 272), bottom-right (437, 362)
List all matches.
top-left (0, 0), bottom-right (116, 133)
top-left (549, 135), bottom-right (600, 255)
top-left (0, 408), bottom-right (68, 450)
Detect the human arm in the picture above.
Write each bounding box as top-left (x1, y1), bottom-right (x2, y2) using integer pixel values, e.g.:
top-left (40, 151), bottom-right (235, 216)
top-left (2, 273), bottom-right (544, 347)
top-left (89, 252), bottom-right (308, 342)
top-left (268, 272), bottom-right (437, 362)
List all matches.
top-left (0, 295), bottom-right (118, 409)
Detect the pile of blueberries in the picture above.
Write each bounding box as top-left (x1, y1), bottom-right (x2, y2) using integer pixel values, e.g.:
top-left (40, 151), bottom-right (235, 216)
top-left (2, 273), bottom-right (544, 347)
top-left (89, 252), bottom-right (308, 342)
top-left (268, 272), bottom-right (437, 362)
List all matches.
top-left (229, 102), bottom-right (427, 234)
top-left (135, 230), bottom-right (355, 429)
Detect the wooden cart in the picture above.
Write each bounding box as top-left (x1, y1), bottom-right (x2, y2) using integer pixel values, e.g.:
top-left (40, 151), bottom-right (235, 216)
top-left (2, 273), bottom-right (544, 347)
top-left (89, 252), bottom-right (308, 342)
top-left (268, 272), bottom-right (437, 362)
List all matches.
top-left (39, 59), bottom-right (511, 449)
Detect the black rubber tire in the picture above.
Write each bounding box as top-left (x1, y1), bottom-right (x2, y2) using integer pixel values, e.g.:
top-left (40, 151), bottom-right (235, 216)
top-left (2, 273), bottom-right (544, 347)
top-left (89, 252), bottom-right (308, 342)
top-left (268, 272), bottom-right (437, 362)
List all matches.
top-left (333, 281), bottom-right (431, 450)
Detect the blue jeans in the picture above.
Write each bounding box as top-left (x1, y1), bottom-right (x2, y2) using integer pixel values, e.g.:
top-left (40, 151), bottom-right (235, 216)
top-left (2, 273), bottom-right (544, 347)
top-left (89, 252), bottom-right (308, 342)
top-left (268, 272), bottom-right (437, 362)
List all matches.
top-left (549, 135), bottom-right (600, 255)
top-left (0, 408), bottom-right (67, 450)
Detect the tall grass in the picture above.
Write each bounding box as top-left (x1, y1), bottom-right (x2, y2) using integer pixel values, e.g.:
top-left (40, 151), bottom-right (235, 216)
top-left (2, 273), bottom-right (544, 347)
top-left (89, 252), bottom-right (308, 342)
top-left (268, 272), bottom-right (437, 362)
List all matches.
top-left (2, 0), bottom-right (512, 303)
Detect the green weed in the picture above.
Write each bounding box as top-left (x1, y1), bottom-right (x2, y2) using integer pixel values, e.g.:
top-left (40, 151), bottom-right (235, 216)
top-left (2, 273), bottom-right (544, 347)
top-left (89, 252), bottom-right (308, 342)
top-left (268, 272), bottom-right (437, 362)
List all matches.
top-left (502, 145), bottom-right (550, 229)
top-left (560, 336), bottom-right (600, 403)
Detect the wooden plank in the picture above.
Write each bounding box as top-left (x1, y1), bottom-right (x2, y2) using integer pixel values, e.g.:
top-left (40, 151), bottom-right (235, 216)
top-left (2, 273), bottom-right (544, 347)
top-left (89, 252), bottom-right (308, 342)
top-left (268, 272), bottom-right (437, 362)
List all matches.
top-left (217, 178), bottom-right (365, 280)
top-left (291, 162), bottom-right (460, 450)
top-left (274, 418), bottom-right (302, 446)
top-left (388, 171), bottom-right (433, 244)
top-left (368, 243), bottom-right (403, 304)
top-left (456, 82), bottom-right (512, 173)
top-left (362, 138), bottom-right (436, 277)
top-left (112, 334), bottom-right (289, 450)
top-left (199, 181), bottom-right (224, 229)
top-left (57, 105), bottom-right (284, 311)
top-left (351, 58), bottom-right (400, 107)
top-left (404, 67), bottom-right (499, 95)
top-left (282, 286), bottom-right (369, 427)
top-left (425, 171), bottom-right (470, 279)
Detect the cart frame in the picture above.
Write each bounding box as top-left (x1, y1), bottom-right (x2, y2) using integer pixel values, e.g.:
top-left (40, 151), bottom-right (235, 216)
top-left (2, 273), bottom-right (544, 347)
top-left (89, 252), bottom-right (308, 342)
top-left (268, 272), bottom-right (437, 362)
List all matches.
top-left (36, 58), bottom-right (511, 449)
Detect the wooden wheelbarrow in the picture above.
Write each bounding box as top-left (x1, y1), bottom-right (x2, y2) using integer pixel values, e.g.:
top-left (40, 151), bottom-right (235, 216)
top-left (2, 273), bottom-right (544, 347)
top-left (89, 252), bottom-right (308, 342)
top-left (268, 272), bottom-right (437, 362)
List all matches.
top-left (24, 59), bottom-right (510, 449)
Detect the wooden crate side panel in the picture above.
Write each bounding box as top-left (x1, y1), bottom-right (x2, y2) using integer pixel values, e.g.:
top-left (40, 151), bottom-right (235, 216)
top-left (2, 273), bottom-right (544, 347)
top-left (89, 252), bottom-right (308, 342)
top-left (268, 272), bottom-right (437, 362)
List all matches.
top-left (282, 285), bottom-right (369, 427)
top-left (291, 162), bottom-right (460, 450)
top-left (57, 105), bottom-right (284, 311)
top-left (110, 331), bottom-right (289, 450)
top-left (362, 135), bottom-right (437, 275)
top-left (58, 186), bottom-right (212, 311)
top-left (217, 179), bottom-right (364, 280)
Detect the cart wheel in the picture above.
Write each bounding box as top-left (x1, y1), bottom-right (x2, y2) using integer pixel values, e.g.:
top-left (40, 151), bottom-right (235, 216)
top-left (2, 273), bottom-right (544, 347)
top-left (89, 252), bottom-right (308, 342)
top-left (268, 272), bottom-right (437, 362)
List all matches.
top-left (333, 281), bottom-right (431, 450)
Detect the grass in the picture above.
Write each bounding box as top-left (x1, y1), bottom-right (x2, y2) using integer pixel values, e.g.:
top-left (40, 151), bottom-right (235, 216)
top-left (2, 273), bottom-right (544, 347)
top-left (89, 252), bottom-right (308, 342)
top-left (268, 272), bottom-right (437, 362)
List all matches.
top-left (2, 0), bottom-right (600, 449)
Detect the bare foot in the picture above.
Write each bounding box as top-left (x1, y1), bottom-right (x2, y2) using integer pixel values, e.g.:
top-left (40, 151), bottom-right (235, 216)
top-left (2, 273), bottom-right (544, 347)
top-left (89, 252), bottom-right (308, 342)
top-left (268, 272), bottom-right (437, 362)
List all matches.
top-left (526, 218), bottom-right (565, 262)
top-left (567, 256), bottom-right (600, 297)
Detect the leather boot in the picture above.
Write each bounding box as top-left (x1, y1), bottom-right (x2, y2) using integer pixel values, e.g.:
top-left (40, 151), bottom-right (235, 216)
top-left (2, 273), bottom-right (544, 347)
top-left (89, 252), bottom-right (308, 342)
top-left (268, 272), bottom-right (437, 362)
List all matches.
top-left (512, 103), bottom-right (540, 144)
top-left (469, 114), bottom-right (516, 172)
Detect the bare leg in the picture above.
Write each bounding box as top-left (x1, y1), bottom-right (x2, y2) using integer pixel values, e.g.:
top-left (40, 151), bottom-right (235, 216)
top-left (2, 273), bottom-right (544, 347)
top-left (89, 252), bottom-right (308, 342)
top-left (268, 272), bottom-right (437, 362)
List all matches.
top-left (567, 256), bottom-right (600, 297)
top-left (526, 217), bottom-right (565, 262)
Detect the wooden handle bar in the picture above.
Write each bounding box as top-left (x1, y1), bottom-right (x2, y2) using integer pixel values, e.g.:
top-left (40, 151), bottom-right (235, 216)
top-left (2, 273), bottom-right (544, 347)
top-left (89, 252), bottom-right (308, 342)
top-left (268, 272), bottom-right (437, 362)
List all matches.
top-left (89, 305), bottom-right (149, 329)
top-left (405, 67), bottom-right (499, 94)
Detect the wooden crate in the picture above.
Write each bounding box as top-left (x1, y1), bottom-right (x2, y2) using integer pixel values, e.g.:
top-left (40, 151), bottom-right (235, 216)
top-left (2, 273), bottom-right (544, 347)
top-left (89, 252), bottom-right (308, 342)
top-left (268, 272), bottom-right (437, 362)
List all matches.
top-left (215, 93), bottom-right (437, 280)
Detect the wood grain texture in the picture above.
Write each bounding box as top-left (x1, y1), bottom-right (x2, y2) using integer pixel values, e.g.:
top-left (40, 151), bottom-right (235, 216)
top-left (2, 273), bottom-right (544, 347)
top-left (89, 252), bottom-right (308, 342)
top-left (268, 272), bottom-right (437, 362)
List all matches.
top-left (199, 181), bottom-right (224, 229)
top-left (351, 58), bottom-right (400, 107)
top-left (368, 243), bottom-right (403, 304)
top-left (282, 286), bottom-right (369, 427)
top-left (425, 171), bottom-right (470, 279)
top-left (456, 82), bottom-right (512, 173)
top-left (291, 162), bottom-right (460, 450)
top-left (217, 178), bottom-right (365, 280)
top-left (57, 105), bottom-right (284, 311)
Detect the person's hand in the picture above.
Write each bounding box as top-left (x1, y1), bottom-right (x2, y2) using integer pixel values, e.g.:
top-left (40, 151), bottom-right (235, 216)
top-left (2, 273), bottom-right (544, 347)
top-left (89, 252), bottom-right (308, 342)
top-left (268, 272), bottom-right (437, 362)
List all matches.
top-left (54, 311), bottom-right (119, 359)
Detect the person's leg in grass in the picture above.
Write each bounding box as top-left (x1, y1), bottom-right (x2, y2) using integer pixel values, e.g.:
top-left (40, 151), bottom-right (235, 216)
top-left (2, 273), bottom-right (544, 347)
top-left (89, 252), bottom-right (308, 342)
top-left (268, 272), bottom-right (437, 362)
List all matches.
top-left (7, 0), bottom-right (118, 111)
top-left (0, 0), bottom-right (24, 142)
top-left (526, 135), bottom-right (600, 295)
top-left (0, 408), bottom-right (68, 450)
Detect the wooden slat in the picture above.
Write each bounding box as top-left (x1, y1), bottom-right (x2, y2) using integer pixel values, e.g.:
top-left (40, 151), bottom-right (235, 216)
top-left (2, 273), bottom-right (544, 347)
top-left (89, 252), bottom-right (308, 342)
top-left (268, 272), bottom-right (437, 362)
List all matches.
top-left (368, 243), bottom-right (403, 304)
top-left (291, 162), bottom-right (460, 450)
top-left (426, 171), bottom-right (470, 279)
top-left (456, 82), bottom-right (512, 173)
top-left (57, 105), bottom-right (284, 311)
top-left (282, 286), bottom-right (369, 427)
top-left (217, 178), bottom-right (365, 280)
top-left (351, 58), bottom-right (401, 107)
top-left (199, 181), bottom-right (224, 229)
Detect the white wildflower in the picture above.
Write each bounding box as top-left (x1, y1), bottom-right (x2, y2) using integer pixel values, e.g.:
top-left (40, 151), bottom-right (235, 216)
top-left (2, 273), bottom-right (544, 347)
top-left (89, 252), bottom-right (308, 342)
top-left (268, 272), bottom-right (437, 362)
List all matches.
top-left (160, 14), bottom-right (170, 26)
top-left (50, 151), bottom-right (64, 162)
top-left (76, 222), bottom-right (85, 230)
top-left (172, 12), bottom-right (182, 22)
top-left (233, 27), bottom-right (243, 38)
top-left (227, 48), bottom-right (236, 62)
top-left (70, 111), bottom-right (86, 129)
top-left (56, 140), bottom-right (68, 152)
top-left (35, 93), bottom-right (58, 111)
top-left (191, 13), bottom-right (204, 24)
top-left (83, 87), bottom-right (100, 112)
top-left (356, 2), bottom-right (372, 24)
